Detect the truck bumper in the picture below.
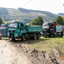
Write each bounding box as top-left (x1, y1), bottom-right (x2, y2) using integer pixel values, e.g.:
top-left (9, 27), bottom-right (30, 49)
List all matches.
top-left (9, 33), bottom-right (19, 38)
top-left (9, 34), bottom-right (14, 38)
top-left (43, 31), bottom-right (49, 36)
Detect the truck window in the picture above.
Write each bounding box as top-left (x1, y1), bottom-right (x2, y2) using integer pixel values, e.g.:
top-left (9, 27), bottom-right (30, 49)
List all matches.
top-left (9, 23), bottom-right (17, 28)
top-left (49, 23), bottom-right (53, 29)
top-left (21, 23), bottom-right (23, 26)
top-left (43, 25), bottom-right (49, 29)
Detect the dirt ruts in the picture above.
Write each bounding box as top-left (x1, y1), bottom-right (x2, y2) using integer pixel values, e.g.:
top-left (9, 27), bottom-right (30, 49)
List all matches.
top-left (0, 39), bottom-right (64, 64)
top-left (12, 41), bottom-right (64, 64)
top-left (0, 40), bottom-right (42, 64)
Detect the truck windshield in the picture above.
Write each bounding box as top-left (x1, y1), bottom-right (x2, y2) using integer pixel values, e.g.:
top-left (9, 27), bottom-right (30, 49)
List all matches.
top-left (9, 23), bottom-right (17, 28)
top-left (0, 27), bottom-right (6, 29)
top-left (0, 25), bottom-right (7, 29)
top-left (43, 25), bottom-right (49, 29)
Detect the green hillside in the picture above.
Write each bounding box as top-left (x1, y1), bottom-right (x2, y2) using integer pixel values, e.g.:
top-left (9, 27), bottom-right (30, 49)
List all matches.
top-left (58, 13), bottom-right (64, 16)
top-left (0, 7), bottom-right (8, 14)
top-left (0, 8), bottom-right (11, 21)
top-left (0, 7), bottom-right (58, 23)
top-left (18, 8), bottom-right (58, 22)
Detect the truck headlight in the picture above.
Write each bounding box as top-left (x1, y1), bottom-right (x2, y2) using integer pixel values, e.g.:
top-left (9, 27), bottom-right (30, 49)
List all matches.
top-left (7, 33), bottom-right (9, 36)
top-left (15, 34), bottom-right (18, 36)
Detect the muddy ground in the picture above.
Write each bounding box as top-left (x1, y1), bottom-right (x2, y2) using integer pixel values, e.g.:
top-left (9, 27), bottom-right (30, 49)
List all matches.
top-left (0, 39), bottom-right (64, 64)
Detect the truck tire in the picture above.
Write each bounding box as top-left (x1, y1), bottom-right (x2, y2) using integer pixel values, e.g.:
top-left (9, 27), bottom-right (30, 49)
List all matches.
top-left (44, 36), bottom-right (47, 38)
top-left (44, 34), bottom-right (47, 38)
top-left (61, 32), bottom-right (63, 37)
top-left (33, 34), bottom-right (37, 40)
top-left (51, 34), bottom-right (54, 38)
top-left (43, 32), bottom-right (47, 38)
top-left (0, 38), bottom-right (2, 40)
top-left (22, 35), bottom-right (26, 41)
top-left (37, 34), bottom-right (41, 39)
top-left (12, 38), bottom-right (15, 41)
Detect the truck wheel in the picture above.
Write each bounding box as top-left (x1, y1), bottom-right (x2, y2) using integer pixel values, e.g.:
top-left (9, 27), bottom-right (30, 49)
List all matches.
top-left (37, 34), bottom-right (41, 39)
top-left (44, 35), bottom-right (47, 38)
top-left (0, 38), bottom-right (2, 40)
top-left (33, 34), bottom-right (37, 40)
top-left (12, 38), bottom-right (15, 41)
top-left (61, 32), bottom-right (63, 37)
top-left (22, 35), bottom-right (26, 41)
top-left (51, 34), bottom-right (54, 38)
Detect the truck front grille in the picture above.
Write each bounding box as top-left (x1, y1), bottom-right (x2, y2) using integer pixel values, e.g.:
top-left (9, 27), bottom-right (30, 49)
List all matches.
top-left (43, 31), bottom-right (47, 35)
top-left (9, 30), bottom-right (15, 32)
top-left (9, 34), bottom-right (14, 38)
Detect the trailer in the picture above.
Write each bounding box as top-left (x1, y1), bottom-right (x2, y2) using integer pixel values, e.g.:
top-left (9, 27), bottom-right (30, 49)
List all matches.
top-left (56, 25), bottom-right (63, 37)
top-left (63, 25), bottom-right (64, 34)
top-left (0, 24), bottom-right (8, 37)
top-left (8, 21), bottom-right (42, 40)
top-left (43, 22), bottom-right (63, 37)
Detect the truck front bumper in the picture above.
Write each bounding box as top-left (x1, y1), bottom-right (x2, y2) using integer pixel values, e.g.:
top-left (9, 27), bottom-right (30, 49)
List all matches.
top-left (43, 31), bottom-right (49, 36)
top-left (9, 33), bottom-right (19, 38)
top-left (9, 33), bottom-right (14, 38)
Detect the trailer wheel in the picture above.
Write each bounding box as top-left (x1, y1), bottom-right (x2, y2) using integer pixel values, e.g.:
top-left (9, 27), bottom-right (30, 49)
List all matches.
top-left (33, 34), bottom-right (37, 40)
top-left (22, 35), bottom-right (26, 41)
top-left (37, 34), bottom-right (41, 39)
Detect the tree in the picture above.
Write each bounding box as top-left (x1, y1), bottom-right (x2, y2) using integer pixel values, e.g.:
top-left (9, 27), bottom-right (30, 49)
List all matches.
top-left (0, 18), bottom-right (5, 25)
top-left (55, 16), bottom-right (64, 25)
top-left (2, 19), bottom-right (5, 24)
top-left (62, 17), bottom-right (64, 25)
top-left (52, 20), bottom-right (56, 22)
top-left (63, 4), bottom-right (64, 6)
top-left (0, 18), bottom-right (2, 25)
top-left (31, 16), bottom-right (44, 25)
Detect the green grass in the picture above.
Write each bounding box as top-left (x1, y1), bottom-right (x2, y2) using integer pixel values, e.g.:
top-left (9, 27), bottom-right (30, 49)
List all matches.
top-left (27, 36), bottom-right (64, 54)
top-left (2, 36), bottom-right (64, 55)
top-left (2, 37), bottom-right (9, 39)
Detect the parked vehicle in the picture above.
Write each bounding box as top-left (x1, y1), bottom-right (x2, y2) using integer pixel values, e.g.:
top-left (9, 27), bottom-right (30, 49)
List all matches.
top-left (8, 21), bottom-right (42, 40)
top-left (63, 25), bottom-right (64, 34)
top-left (0, 33), bottom-right (2, 40)
top-left (0, 24), bottom-right (8, 37)
top-left (43, 22), bottom-right (63, 37)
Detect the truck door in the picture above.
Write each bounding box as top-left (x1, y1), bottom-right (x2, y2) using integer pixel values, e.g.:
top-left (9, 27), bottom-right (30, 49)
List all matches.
top-left (52, 22), bottom-right (56, 32)
top-left (19, 23), bottom-right (24, 30)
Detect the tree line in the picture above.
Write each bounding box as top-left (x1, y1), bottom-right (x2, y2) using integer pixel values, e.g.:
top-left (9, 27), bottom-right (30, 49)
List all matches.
top-left (31, 16), bottom-right (64, 25)
top-left (53, 16), bottom-right (64, 25)
top-left (0, 15), bottom-right (64, 25)
top-left (0, 18), bottom-right (5, 25)
top-left (31, 16), bottom-right (44, 25)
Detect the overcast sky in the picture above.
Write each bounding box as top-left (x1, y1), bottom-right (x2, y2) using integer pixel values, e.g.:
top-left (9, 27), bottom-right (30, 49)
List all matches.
top-left (0, 0), bottom-right (64, 14)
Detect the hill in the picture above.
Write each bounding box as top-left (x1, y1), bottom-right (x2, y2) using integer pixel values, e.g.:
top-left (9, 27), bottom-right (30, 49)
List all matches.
top-left (58, 13), bottom-right (64, 16)
top-left (0, 7), bottom-right (58, 23)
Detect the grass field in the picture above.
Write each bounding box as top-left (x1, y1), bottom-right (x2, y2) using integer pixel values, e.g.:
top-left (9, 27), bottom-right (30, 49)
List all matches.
top-left (2, 36), bottom-right (64, 55)
top-left (2, 37), bottom-right (9, 39)
top-left (27, 36), bottom-right (64, 55)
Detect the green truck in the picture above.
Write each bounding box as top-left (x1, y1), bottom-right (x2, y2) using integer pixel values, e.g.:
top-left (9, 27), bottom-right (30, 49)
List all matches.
top-left (8, 21), bottom-right (43, 40)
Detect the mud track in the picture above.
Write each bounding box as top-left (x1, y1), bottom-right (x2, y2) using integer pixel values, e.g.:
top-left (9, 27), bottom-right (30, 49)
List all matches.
top-left (0, 39), bottom-right (64, 64)
top-left (0, 39), bottom-right (42, 64)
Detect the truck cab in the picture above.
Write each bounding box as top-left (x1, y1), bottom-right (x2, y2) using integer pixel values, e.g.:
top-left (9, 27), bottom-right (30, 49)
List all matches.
top-left (0, 24), bottom-right (8, 37)
top-left (43, 22), bottom-right (56, 37)
top-left (8, 21), bottom-right (27, 40)
top-left (43, 22), bottom-right (63, 37)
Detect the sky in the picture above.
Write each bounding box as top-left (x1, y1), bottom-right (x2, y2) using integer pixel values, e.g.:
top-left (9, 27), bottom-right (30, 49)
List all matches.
top-left (0, 0), bottom-right (64, 14)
